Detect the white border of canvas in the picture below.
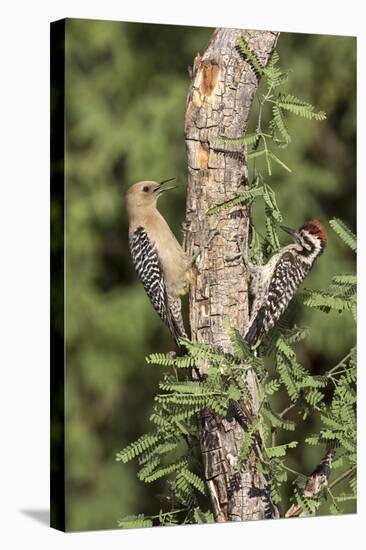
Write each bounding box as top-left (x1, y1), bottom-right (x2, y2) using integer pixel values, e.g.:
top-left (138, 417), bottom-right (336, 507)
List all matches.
top-left (0, 1), bottom-right (363, 549)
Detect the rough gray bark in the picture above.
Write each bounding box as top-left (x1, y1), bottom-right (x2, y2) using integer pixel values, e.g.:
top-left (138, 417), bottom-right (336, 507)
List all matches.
top-left (184, 28), bottom-right (280, 522)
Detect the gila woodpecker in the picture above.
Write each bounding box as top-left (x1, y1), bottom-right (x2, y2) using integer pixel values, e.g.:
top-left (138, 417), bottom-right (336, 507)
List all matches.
top-left (126, 179), bottom-right (190, 346)
top-left (245, 220), bottom-right (327, 346)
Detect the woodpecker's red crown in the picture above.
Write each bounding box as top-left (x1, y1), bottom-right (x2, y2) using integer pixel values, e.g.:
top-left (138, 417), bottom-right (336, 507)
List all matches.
top-left (300, 220), bottom-right (327, 242)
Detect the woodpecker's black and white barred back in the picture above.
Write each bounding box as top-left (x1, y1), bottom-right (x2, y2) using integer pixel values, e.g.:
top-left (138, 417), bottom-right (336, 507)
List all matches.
top-left (245, 220), bottom-right (327, 346)
top-left (129, 227), bottom-right (187, 344)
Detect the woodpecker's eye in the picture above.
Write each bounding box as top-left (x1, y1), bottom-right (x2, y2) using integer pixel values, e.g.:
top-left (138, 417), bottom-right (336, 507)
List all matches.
top-left (142, 186), bottom-right (150, 193)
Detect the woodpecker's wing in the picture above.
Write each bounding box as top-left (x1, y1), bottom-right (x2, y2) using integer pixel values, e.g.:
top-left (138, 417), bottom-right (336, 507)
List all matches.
top-left (245, 251), bottom-right (308, 346)
top-left (129, 227), bottom-right (186, 344)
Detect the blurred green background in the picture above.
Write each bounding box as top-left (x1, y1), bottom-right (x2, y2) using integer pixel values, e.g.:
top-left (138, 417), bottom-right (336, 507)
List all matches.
top-left (63, 19), bottom-right (356, 530)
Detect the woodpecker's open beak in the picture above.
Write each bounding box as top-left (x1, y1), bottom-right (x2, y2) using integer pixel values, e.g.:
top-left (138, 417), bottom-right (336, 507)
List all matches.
top-left (280, 225), bottom-right (298, 242)
top-left (157, 177), bottom-right (177, 194)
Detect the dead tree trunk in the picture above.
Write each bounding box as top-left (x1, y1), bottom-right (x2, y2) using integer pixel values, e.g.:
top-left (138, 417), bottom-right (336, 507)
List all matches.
top-left (184, 28), bottom-right (279, 522)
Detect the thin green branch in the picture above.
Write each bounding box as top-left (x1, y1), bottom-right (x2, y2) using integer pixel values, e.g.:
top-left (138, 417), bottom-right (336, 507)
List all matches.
top-left (328, 465), bottom-right (357, 490)
top-left (279, 403), bottom-right (297, 418)
top-left (326, 351), bottom-right (353, 377)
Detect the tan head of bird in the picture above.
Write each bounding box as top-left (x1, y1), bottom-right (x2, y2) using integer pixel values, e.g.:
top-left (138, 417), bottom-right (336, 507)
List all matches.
top-left (125, 178), bottom-right (176, 217)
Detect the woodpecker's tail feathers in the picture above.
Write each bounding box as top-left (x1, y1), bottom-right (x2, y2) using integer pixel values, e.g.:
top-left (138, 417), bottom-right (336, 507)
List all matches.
top-left (168, 298), bottom-right (187, 348)
top-left (245, 309), bottom-right (265, 347)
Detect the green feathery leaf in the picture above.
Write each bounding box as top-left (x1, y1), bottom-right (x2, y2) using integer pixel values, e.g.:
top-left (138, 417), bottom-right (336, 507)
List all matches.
top-left (219, 132), bottom-right (260, 146)
top-left (330, 218), bottom-right (357, 251)
top-left (276, 93), bottom-right (326, 120)
top-left (236, 37), bottom-right (265, 76)
top-left (207, 187), bottom-right (264, 215)
top-left (116, 433), bottom-right (160, 463)
top-left (266, 441), bottom-right (298, 458)
top-left (144, 459), bottom-right (189, 483)
top-left (118, 514), bottom-right (153, 529)
top-left (262, 405), bottom-right (296, 431)
top-left (272, 104), bottom-right (291, 144)
top-left (268, 151), bottom-right (292, 172)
